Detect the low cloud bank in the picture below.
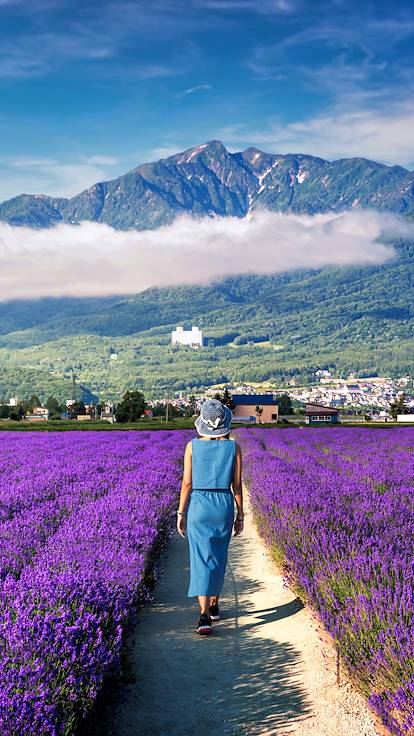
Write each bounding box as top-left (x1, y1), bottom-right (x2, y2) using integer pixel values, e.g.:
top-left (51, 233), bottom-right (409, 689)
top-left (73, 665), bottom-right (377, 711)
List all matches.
top-left (0, 209), bottom-right (411, 299)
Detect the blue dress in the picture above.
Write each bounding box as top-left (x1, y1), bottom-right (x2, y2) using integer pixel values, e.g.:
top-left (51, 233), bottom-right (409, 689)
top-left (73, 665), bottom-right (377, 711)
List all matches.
top-left (187, 438), bottom-right (236, 597)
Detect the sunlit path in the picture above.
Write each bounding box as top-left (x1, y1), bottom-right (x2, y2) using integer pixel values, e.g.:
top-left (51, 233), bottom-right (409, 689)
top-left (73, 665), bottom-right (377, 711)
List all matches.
top-left (84, 485), bottom-right (380, 736)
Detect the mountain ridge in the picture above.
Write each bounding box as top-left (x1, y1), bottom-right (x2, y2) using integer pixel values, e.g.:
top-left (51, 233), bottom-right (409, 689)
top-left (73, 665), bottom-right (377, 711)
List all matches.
top-left (1, 140), bottom-right (414, 230)
top-left (1, 140), bottom-right (414, 400)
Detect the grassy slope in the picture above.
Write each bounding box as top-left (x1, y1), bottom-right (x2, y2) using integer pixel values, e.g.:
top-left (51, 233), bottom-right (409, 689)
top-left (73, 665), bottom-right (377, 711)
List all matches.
top-left (0, 241), bottom-right (413, 401)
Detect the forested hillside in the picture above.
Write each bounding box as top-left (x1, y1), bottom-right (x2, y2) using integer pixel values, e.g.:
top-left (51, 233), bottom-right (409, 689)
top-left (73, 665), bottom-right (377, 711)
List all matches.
top-left (1, 240), bottom-right (412, 401)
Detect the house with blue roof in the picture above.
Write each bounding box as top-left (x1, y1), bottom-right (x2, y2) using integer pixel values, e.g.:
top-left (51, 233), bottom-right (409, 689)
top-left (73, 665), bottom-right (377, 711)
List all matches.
top-left (231, 393), bottom-right (279, 423)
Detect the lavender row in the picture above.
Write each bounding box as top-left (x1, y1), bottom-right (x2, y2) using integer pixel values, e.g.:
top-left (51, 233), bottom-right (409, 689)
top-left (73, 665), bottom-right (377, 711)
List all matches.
top-left (0, 433), bottom-right (174, 583)
top-left (236, 427), bottom-right (414, 736)
top-left (0, 430), bottom-right (192, 735)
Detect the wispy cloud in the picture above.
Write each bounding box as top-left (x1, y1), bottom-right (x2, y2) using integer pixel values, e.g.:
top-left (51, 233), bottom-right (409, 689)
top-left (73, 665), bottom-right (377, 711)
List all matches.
top-left (0, 2), bottom-right (195, 79)
top-left (235, 6), bottom-right (414, 166)
top-left (221, 99), bottom-right (414, 166)
top-left (0, 0), bottom-right (302, 80)
top-left (192, 0), bottom-right (298, 13)
top-left (83, 155), bottom-right (120, 166)
top-left (0, 209), bottom-right (407, 299)
top-left (0, 156), bottom-right (121, 200)
top-left (9, 157), bottom-right (58, 168)
top-left (143, 145), bottom-right (181, 161)
top-left (249, 11), bottom-right (414, 80)
top-left (175, 84), bottom-right (212, 99)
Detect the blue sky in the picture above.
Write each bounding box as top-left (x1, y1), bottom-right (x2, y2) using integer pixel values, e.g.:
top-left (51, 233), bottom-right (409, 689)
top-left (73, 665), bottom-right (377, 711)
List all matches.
top-left (1, 0), bottom-right (414, 201)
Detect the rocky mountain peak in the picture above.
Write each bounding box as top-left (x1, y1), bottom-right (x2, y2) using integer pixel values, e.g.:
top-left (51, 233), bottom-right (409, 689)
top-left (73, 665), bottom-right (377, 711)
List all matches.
top-left (1, 141), bottom-right (414, 230)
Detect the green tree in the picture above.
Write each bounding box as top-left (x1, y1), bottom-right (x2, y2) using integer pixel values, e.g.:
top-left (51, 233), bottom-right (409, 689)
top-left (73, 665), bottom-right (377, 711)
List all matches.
top-left (277, 393), bottom-right (293, 415)
top-left (115, 390), bottom-right (146, 423)
top-left (221, 386), bottom-right (235, 410)
top-left (389, 392), bottom-right (411, 420)
top-left (0, 405), bottom-right (11, 419)
top-left (184, 394), bottom-right (198, 417)
top-left (67, 401), bottom-right (86, 418)
top-left (213, 386), bottom-right (235, 409)
top-left (46, 396), bottom-right (62, 417)
top-left (27, 394), bottom-right (41, 412)
top-left (255, 405), bottom-right (264, 423)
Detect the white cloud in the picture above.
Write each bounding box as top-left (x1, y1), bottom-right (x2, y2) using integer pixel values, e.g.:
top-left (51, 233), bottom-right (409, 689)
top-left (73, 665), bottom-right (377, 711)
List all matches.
top-left (0, 157), bottom-right (122, 200)
top-left (143, 145), bottom-right (181, 161)
top-left (175, 84), bottom-right (212, 99)
top-left (0, 209), bottom-right (408, 300)
top-left (193, 0), bottom-right (298, 13)
top-left (221, 100), bottom-right (414, 166)
top-left (10, 157), bottom-right (58, 167)
top-left (83, 155), bottom-right (120, 165)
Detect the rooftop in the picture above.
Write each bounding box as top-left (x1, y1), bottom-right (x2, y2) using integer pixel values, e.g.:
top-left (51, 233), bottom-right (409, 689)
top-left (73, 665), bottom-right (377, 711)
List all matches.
top-left (232, 393), bottom-right (278, 405)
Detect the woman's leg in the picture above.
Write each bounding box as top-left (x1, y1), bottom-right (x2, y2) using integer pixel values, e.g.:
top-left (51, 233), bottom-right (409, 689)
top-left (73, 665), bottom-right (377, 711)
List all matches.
top-left (209, 595), bottom-right (219, 606)
top-left (198, 595), bottom-right (210, 614)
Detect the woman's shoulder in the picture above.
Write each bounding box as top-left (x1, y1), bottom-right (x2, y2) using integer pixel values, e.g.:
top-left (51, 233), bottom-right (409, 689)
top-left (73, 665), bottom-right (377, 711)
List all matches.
top-left (232, 439), bottom-right (241, 453)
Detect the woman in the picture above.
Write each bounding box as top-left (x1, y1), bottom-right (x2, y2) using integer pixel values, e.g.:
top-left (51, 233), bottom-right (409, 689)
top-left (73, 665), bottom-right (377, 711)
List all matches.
top-left (177, 398), bottom-right (244, 635)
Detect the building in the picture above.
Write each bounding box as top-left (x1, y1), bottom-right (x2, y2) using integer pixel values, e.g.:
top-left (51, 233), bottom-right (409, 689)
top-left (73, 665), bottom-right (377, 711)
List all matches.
top-left (7, 397), bottom-right (18, 407)
top-left (305, 403), bottom-right (340, 426)
top-left (231, 394), bottom-right (279, 423)
top-left (76, 414), bottom-right (92, 421)
top-left (24, 407), bottom-right (49, 421)
top-left (396, 414), bottom-right (414, 422)
top-left (171, 325), bottom-right (203, 348)
top-left (100, 403), bottom-right (116, 424)
top-left (373, 410), bottom-right (393, 422)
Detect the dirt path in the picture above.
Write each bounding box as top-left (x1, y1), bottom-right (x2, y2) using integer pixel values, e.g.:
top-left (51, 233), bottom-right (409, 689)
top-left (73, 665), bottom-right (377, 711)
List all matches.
top-left (89, 488), bottom-right (381, 736)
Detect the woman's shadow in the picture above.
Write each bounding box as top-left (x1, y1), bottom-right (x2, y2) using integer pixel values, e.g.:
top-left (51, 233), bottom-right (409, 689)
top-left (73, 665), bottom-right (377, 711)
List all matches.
top-left (80, 530), bottom-right (311, 736)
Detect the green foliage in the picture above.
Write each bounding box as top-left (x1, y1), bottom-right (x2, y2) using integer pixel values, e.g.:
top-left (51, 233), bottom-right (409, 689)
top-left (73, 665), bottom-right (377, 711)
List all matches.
top-left (255, 405), bottom-right (264, 420)
top-left (0, 241), bottom-right (413, 400)
top-left (45, 396), bottom-right (62, 415)
top-left (67, 401), bottom-right (86, 418)
top-left (277, 393), bottom-right (293, 415)
top-left (389, 392), bottom-right (411, 419)
top-left (115, 390), bottom-right (146, 422)
top-left (213, 386), bottom-right (235, 409)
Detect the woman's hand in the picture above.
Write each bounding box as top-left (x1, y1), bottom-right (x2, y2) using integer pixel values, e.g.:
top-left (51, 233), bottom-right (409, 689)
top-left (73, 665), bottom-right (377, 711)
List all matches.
top-left (234, 514), bottom-right (244, 536)
top-left (177, 512), bottom-right (187, 538)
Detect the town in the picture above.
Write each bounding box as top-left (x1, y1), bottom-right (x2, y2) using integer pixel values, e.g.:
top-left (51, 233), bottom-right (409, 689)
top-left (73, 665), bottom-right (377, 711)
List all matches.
top-left (1, 372), bottom-right (413, 424)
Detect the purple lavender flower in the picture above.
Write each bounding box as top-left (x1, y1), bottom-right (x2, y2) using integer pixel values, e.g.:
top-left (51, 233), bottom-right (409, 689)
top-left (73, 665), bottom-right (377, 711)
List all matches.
top-left (0, 429), bottom-right (193, 735)
top-left (235, 426), bottom-right (414, 736)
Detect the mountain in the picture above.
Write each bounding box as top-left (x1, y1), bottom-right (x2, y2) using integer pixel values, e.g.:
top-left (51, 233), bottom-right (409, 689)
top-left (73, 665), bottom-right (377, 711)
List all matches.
top-left (0, 238), bottom-right (413, 402)
top-left (1, 140), bottom-right (414, 229)
top-left (1, 140), bottom-right (414, 402)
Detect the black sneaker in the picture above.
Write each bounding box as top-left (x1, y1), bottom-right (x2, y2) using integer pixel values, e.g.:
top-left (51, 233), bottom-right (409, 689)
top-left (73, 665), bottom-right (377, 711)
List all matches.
top-left (197, 613), bottom-right (212, 635)
top-left (208, 603), bottom-right (220, 621)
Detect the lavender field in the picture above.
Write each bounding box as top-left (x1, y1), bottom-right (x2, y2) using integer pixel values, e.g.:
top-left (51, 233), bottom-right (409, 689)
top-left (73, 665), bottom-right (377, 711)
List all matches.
top-left (237, 427), bottom-right (414, 736)
top-left (0, 430), bottom-right (192, 735)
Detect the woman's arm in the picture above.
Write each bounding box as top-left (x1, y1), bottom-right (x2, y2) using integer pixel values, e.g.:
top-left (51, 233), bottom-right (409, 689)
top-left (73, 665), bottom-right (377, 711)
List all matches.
top-left (232, 442), bottom-right (244, 536)
top-left (177, 440), bottom-right (192, 537)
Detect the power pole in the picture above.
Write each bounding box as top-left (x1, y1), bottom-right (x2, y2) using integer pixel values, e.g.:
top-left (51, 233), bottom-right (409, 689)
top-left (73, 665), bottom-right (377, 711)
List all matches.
top-left (165, 395), bottom-right (169, 423)
top-left (71, 367), bottom-right (76, 402)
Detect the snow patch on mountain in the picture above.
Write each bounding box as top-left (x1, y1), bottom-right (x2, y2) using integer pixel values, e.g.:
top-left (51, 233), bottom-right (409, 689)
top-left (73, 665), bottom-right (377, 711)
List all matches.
top-left (180, 144), bottom-right (208, 164)
top-left (255, 160), bottom-right (279, 193)
top-left (297, 169), bottom-right (309, 184)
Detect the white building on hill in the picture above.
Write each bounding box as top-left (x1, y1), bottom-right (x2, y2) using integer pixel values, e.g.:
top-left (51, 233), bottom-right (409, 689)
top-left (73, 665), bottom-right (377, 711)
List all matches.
top-left (172, 325), bottom-right (203, 348)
